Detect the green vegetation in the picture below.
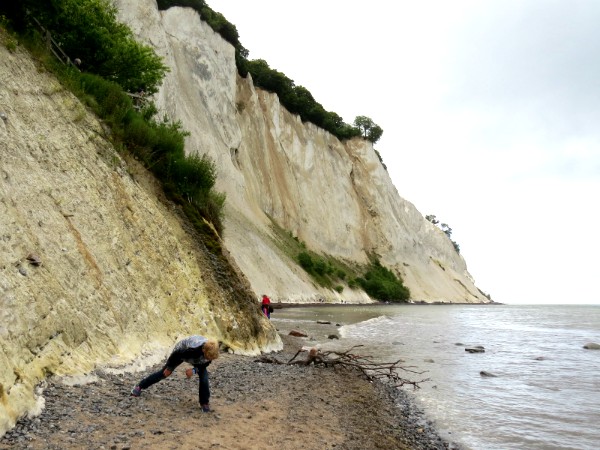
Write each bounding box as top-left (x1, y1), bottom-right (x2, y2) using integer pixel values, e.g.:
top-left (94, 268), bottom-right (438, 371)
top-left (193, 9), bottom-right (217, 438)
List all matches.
top-left (0, 1), bottom-right (405, 301)
top-left (267, 219), bottom-right (359, 291)
top-left (354, 116), bottom-right (384, 144)
top-left (0, 0), bottom-right (225, 234)
top-left (296, 251), bottom-right (354, 290)
top-left (0, 15), bottom-right (18, 51)
top-left (155, 1), bottom-right (384, 146)
top-left (3, 0), bottom-right (168, 94)
top-left (267, 217), bottom-right (409, 301)
top-left (426, 214), bottom-right (461, 254)
top-left (355, 259), bottom-right (410, 302)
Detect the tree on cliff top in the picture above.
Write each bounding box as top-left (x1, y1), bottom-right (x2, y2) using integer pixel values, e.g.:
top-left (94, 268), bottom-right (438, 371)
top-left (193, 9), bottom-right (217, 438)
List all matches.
top-left (426, 215), bottom-right (461, 254)
top-left (353, 115), bottom-right (384, 144)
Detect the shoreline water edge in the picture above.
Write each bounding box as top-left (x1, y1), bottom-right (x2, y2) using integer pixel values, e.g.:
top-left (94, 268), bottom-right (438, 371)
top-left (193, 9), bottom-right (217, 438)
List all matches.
top-left (274, 301), bottom-right (504, 309)
top-left (0, 331), bottom-right (457, 450)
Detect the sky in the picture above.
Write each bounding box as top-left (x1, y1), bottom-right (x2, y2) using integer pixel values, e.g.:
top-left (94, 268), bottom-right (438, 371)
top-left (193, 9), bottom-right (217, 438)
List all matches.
top-left (206, 0), bottom-right (600, 305)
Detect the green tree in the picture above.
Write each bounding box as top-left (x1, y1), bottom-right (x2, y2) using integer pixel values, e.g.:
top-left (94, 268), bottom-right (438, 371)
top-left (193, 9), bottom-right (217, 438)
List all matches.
top-left (353, 115), bottom-right (383, 144)
top-left (368, 124), bottom-right (383, 144)
top-left (426, 215), bottom-right (461, 254)
top-left (440, 223), bottom-right (452, 238)
top-left (425, 214), bottom-right (439, 225)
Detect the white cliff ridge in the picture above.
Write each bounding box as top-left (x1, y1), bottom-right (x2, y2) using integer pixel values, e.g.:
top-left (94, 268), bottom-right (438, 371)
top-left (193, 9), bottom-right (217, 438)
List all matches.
top-left (116, 0), bottom-right (489, 304)
top-left (0, 0), bottom-right (490, 436)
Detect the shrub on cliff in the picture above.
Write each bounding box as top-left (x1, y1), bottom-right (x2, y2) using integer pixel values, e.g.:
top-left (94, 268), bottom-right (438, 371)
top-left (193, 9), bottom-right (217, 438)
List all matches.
top-left (0, 2), bottom-right (226, 234)
top-left (298, 252), bottom-right (314, 272)
top-left (70, 72), bottom-right (224, 233)
top-left (2, 0), bottom-right (168, 95)
top-left (357, 260), bottom-right (410, 302)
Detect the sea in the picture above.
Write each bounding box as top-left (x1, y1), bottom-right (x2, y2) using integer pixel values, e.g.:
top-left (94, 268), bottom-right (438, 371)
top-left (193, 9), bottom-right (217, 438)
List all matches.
top-left (271, 304), bottom-right (600, 450)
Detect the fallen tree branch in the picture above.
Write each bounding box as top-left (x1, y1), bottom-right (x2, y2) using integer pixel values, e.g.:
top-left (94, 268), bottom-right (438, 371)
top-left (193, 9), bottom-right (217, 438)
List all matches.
top-left (256, 345), bottom-right (429, 389)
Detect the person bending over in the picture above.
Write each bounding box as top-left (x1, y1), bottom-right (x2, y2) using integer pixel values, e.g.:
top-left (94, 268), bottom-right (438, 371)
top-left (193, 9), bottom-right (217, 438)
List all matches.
top-left (130, 335), bottom-right (219, 412)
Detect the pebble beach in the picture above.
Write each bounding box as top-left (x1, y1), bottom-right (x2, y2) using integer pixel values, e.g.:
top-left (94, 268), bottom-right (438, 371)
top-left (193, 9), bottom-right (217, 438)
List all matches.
top-left (0, 334), bottom-right (455, 450)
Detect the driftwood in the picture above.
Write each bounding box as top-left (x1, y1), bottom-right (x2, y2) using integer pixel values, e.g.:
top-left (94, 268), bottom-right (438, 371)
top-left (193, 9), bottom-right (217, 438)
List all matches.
top-left (256, 345), bottom-right (429, 389)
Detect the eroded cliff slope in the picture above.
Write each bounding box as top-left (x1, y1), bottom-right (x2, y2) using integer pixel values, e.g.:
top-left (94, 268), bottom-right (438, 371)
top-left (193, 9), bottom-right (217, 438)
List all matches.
top-left (116, 0), bottom-right (489, 304)
top-left (0, 36), bottom-right (279, 435)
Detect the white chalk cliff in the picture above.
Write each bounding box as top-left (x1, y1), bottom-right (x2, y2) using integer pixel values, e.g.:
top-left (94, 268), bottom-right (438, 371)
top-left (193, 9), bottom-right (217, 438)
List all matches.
top-left (116, 0), bottom-right (489, 304)
top-left (0, 33), bottom-right (278, 434)
top-left (0, 0), bottom-right (489, 436)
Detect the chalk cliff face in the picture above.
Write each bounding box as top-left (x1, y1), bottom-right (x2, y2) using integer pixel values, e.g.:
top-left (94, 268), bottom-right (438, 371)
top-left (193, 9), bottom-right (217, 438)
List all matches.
top-left (116, 0), bottom-right (489, 304)
top-left (0, 0), bottom-right (489, 436)
top-left (0, 35), bottom-right (278, 434)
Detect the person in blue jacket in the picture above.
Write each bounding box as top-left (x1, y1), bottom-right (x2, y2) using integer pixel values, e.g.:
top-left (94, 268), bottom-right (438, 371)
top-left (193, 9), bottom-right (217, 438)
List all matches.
top-left (130, 335), bottom-right (219, 412)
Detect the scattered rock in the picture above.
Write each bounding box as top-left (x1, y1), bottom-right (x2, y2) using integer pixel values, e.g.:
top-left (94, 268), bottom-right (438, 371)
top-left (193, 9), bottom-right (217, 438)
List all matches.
top-left (289, 330), bottom-right (308, 337)
top-left (316, 320), bottom-right (331, 325)
top-left (465, 346), bottom-right (485, 353)
top-left (479, 371), bottom-right (497, 377)
top-left (0, 333), bottom-right (456, 450)
top-left (583, 343), bottom-right (600, 350)
top-left (327, 334), bottom-right (339, 340)
top-left (26, 253), bottom-right (42, 266)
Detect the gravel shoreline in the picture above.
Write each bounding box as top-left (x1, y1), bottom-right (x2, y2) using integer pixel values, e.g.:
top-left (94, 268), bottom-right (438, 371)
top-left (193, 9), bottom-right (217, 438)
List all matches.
top-left (0, 334), bottom-right (459, 450)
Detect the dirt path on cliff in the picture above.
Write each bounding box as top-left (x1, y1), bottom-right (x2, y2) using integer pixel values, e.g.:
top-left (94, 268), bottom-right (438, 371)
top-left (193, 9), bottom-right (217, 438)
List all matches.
top-left (0, 335), bottom-right (454, 450)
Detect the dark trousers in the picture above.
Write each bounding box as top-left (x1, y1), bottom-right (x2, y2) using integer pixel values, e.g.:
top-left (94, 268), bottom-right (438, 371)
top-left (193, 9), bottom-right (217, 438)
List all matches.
top-left (138, 363), bottom-right (210, 405)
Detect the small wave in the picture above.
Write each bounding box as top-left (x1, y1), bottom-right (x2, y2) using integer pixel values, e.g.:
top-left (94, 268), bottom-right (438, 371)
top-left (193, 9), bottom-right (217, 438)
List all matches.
top-left (271, 318), bottom-right (316, 324)
top-left (339, 315), bottom-right (392, 338)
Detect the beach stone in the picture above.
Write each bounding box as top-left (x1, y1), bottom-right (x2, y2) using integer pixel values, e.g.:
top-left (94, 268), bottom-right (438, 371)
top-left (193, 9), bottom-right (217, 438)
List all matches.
top-left (327, 334), bottom-right (339, 340)
top-left (316, 320), bottom-right (331, 325)
top-left (465, 346), bottom-right (485, 353)
top-left (479, 371), bottom-right (497, 377)
top-left (289, 330), bottom-right (308, 337)
top-left (583, 343), bottom-right (600, 350)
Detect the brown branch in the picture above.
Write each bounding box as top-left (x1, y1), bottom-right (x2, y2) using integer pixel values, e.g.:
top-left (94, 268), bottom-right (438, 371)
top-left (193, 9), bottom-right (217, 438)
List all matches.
top-left (256, 346), bottom-right (429, 389)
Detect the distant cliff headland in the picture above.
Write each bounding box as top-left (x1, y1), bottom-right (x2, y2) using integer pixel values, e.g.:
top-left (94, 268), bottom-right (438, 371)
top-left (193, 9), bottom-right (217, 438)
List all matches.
top-left (0, 0), bottom-right (490, 436)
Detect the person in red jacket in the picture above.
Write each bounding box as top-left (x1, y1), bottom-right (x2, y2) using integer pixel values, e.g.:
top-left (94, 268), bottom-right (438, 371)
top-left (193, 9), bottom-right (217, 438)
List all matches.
top-left (261, 294), bottom-right (272, 319)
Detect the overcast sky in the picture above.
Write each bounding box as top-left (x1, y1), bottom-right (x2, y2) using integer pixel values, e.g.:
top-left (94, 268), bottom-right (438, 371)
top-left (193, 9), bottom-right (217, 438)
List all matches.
top-left (207, 0), bottom-right (600, 305)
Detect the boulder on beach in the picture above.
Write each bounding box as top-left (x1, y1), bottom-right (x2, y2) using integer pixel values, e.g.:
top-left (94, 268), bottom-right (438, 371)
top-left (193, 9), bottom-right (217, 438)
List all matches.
top-left (465, 346), bottom-right (485, 353)
top-left (479, 371), bottom-right (497, 377)
top-left (289, 330), bottom-right (308, 337)
top-left (583, 343), bottom-right (600, 350)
